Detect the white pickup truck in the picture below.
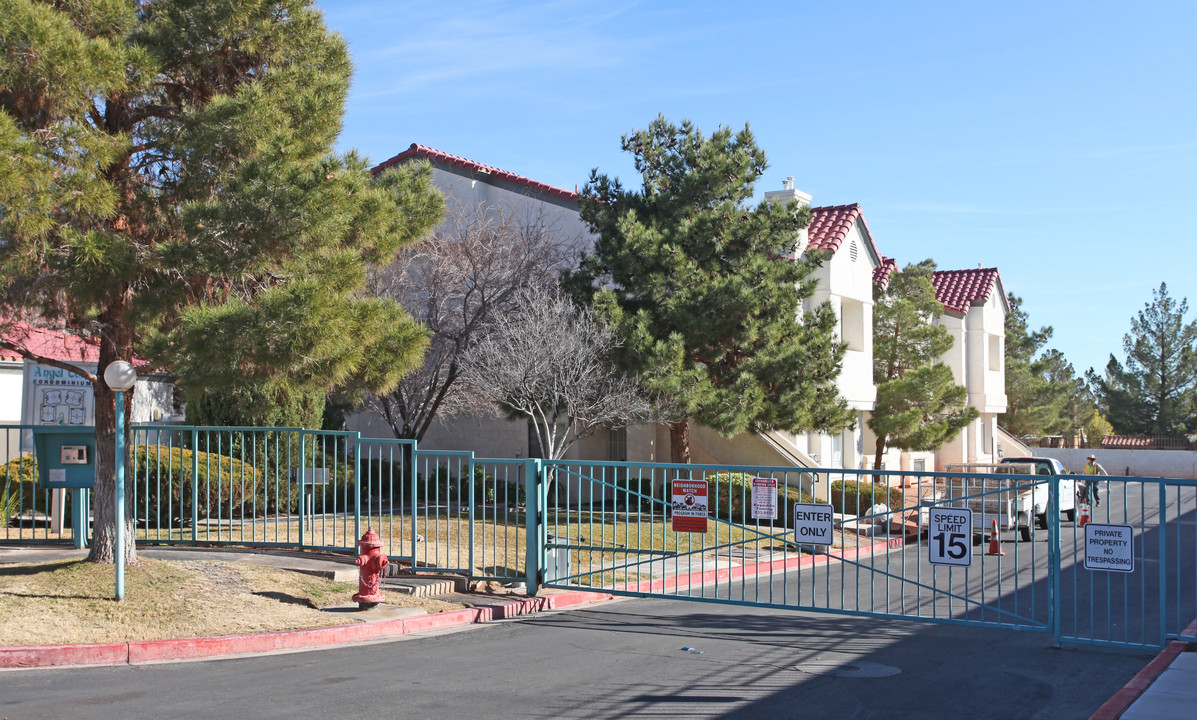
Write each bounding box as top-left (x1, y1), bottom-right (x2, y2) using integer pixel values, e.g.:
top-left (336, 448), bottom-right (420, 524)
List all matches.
top-left (937, 457), bottom-right (1077, 542)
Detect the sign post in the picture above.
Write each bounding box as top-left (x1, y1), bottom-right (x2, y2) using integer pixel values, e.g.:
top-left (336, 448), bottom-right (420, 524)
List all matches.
top-left (671, 479), bottom-right (708, 533)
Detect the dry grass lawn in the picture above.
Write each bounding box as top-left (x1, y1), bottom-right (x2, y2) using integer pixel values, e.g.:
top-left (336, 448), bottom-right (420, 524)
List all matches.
top-left (0, 558), bottom-right (467, 646)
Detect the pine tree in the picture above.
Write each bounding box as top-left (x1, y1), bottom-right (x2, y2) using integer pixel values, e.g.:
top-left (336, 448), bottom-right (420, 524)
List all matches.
top-left (1090, 283), bottom-right (1197, 435)
top-left (569, 116), bottom-right (852, 463)
top-left (1000, 295), bottom-right (1067, 436)
top-left (868, 261), bottom-right (976, 468)
top-left (0, 0), bottom-right (442, 563)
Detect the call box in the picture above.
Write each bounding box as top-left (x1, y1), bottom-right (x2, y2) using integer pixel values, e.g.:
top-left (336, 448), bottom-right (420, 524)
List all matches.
top-left (33, 427), bottom-right (97, 489)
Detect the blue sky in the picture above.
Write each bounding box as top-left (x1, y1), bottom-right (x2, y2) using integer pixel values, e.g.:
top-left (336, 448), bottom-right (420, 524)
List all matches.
top-left (319, 0), bottom-right (1196, 378)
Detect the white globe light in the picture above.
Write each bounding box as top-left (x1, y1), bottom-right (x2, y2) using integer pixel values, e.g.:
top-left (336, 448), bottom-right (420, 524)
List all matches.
top-left (103, 361), bottom-right (138, 391)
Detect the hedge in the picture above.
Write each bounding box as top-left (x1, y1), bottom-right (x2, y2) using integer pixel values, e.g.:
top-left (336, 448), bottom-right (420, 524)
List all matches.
top-left (829, 479), bottom-right (906, 517)
top-left (707, 472), bottom-right (815, 527)
top-left (1, 454), bottom-right (44, 521)
top-left (135, 445), bottom-right (358, 524)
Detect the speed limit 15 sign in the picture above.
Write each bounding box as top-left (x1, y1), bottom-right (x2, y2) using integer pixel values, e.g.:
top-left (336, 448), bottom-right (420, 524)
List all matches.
top-left (928, 507), bottom-right (973, 567)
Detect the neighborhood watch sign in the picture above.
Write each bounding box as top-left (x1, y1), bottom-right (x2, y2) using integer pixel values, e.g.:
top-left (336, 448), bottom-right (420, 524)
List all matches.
top-left (24, 363), bottom-right (95, 427)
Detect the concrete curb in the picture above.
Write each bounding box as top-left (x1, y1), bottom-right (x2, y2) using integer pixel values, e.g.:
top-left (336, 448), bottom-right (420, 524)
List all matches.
top-left (1089, 619), bottom-right (1197, 720)
top-left (1, 532), bottom-right (906, 670)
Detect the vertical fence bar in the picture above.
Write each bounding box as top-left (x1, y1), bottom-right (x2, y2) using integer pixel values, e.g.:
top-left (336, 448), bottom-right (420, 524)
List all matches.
top-left (1159, 480), bottom-right (1168, 645)
top-left (1050, 474), bottom-right (1062, 647)
top-left (297, 431), bottom-right (306, 549)
top-left (190, 428), bottom-right (199, 543)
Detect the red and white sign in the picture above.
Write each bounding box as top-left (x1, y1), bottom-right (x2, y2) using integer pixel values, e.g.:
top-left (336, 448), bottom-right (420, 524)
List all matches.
top-left (671, 479), bottom-right (708, 533)
top-left (751, 477), bottom-right (778, 520)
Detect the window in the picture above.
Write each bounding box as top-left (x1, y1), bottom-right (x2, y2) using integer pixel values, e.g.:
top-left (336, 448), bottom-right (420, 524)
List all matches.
top-left (988, 334), bottom-right (1002, 371)
top-left (608, 427), bottom-right (627, 462)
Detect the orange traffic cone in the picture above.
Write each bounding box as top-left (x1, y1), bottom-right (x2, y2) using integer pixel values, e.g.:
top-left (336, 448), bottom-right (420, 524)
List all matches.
top-left (987, 519), bottom-right (1004, 556)
top-left (1079, 503), bottom-right (1090, 527)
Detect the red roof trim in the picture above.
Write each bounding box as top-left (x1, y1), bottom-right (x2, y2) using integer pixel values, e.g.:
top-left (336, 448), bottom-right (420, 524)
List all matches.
top-left (371, 144), bottom-right (579, 203)
top-left (1101, 435), bottom-right (1191, 450)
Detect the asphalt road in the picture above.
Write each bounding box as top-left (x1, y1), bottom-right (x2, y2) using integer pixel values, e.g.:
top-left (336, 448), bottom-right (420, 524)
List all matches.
top-left (0, 594), bottom-right (1153, 720)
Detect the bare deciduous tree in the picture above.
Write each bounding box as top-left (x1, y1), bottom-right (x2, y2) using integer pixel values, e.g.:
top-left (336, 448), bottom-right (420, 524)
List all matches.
top-left (364, 202), bottom-right (579, 440)
top-left (458, 286), bottom-right (651, 460)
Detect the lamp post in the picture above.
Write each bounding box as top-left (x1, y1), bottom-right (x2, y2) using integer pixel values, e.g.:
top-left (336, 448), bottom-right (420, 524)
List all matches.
top-left (103, 360), bottom-right (137, 601)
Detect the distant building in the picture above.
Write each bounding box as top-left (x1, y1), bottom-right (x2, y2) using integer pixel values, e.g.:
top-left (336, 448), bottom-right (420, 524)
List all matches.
top-left (350, 147), bottom-right (1009, 476)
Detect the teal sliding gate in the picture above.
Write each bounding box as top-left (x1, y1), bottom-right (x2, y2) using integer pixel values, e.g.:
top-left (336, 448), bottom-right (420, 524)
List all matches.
top-left (533, 460), bottom-right (1197, 651)
top-left (2, 423), bottom-right (1193, 649)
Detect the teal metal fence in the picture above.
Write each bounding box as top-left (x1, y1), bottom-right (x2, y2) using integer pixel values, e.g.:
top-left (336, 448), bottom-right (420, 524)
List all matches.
top-left (3, 422), bottom-right (1194, 649)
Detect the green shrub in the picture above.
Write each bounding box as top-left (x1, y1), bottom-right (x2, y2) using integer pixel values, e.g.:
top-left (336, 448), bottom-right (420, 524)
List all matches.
top-left (707, 472), bottom-right (814, 527)
top-left (1, 454), bottom-right (44, 521)
top-left (136, 443), bottom-right (359, 526)
top-left (829, 480), bottom-right (905, 516)
top-left (134, 446), bottom-right (263, 525)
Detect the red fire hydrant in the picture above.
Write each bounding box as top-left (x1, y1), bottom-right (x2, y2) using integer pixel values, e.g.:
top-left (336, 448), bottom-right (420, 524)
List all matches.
top-left (352, 528), bottom-right (388, 609)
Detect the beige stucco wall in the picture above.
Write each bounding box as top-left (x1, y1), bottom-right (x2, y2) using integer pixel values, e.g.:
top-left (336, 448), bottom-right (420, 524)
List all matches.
top-left (806, 220), bottom-right (878, 411)
top-left (0, 361), bottom-right (22, 423)
top-left (427, 165), bottom-right (592, 253)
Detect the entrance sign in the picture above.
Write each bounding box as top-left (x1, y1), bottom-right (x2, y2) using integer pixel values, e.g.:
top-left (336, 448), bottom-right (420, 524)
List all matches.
top-left (1084, 523), bottom-right (1134, 573)
top-left (751, 477), bottom-right (778, 520)
top-left (928, 507), bottom-right (973, 566)
top-left (671, 479), bottom-right (708, 533)
top-left (26, 363), bottom-right (95, 426)
top-left (792, 503), bottom-right (834, 545)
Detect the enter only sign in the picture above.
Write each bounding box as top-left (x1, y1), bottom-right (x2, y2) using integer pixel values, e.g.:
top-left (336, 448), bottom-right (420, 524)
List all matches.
top-left (792, 503), bottom-right (834, 545)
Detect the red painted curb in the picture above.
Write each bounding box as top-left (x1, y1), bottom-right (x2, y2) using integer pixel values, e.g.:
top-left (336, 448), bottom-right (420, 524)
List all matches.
top-left (1089, 619), bottom-right (1197, 720)
top-left (1, 589), bottom-right (619, 670)
top-left (0, 641), bottom-right (128, 669)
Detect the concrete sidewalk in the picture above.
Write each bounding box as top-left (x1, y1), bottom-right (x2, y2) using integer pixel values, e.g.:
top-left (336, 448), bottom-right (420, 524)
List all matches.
top-left (1090, 620), bottom-right (1197, 720)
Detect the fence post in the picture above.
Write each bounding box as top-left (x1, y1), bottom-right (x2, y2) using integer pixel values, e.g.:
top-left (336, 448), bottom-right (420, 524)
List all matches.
top-left (467, 455), bottom-right (476, 580)
top-left (1159, 481), bottom-right (1168, 645)
top-left (1049, 473), bottom-right (1061, 647)
top-left (524, 458), bottom-right (542, 595)
top-left (190, 428), bottom-right (199, 543)
top-left (353, 432), bottom-right (362, 551)
top-left (409, 442), bottom-right (419, 570)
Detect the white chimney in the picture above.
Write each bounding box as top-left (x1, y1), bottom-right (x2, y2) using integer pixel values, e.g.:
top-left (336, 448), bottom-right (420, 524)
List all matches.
top-left (764, 176), bottom-right (812, 255)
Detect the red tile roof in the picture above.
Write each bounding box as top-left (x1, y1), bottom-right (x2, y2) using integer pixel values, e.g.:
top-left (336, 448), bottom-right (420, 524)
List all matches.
top-left (873, 256), bottom-right (898, 289)
top-left (0, 320), bottom-right (100, 363)
top-left (808, 204), bottom-right (859, 253)
top-left (807, 204), bottom-right (882, 268)
top-left (1101, 435), bottom-right (1191, 450)
top-left (371, 144), bottom-right (579, 203)
top-left (931, 268), bottom-right (1003, 315)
